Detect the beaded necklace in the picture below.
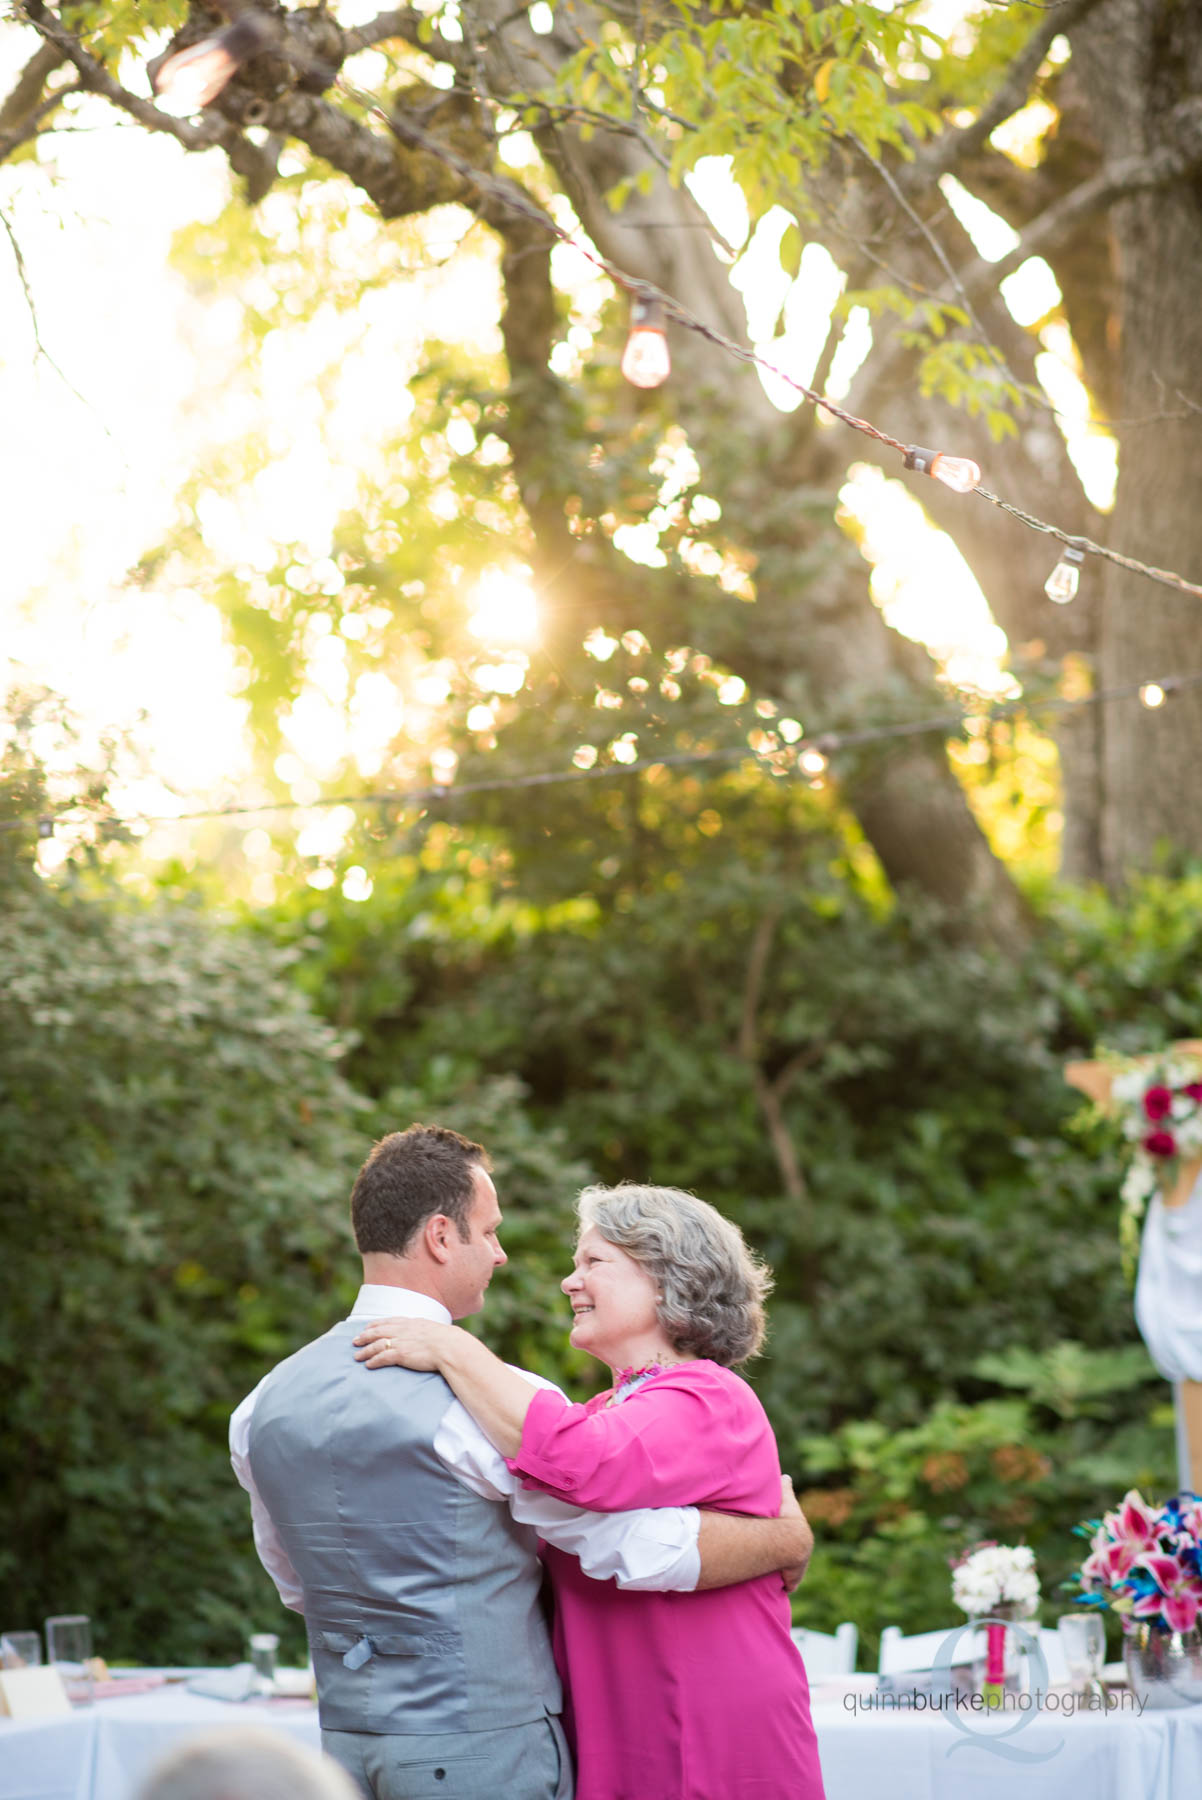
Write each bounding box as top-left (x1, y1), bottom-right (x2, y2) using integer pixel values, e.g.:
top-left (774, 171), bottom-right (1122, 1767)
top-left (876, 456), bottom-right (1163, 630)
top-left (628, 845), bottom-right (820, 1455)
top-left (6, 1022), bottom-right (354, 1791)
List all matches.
top-left (605, 1362), bottom-right (680, 1407)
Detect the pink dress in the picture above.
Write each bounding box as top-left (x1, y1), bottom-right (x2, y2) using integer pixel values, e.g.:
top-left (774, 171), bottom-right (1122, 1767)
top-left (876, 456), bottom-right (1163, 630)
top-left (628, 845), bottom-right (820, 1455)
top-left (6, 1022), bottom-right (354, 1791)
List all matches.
top-left (507, 1361), bottom-right (827, 1800)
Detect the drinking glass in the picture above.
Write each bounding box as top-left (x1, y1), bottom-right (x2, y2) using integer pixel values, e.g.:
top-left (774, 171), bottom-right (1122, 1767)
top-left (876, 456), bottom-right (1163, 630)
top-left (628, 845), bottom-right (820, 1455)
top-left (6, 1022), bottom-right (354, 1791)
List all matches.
top-left (1058, 1612), bottom-right (1106, 1694)
top-left (0, 1631), bottom-right (42, 1669)
top-left (44, 1615), bottom-right (94, 1705)
top-left (248, 1632), bottom-right (279, 1693)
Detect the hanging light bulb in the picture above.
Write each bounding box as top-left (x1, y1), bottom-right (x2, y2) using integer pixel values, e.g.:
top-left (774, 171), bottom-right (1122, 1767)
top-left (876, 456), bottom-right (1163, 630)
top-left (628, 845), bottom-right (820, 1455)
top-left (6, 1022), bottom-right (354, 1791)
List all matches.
top-left (621, 295), bottom-right (671, 389)
top-left (1139, 683), bottom-right (1167, 709)
top-left (902, 445), bottom-right (981, 494)
top-left (1044, 542), bottom-right (1085, 604)
top-left (153, 13), bottom-right (274, 115)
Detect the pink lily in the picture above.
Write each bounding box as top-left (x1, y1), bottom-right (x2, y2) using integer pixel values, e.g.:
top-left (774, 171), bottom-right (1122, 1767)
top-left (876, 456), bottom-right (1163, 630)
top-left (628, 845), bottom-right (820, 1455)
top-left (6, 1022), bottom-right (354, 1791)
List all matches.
top-left (1083, 1540), bottom-right (1137, 1585)
top-left (1133, 1554), bottom-right (1202, 1633)
top-left (1114, 1491), bottom-right (1163, 1551)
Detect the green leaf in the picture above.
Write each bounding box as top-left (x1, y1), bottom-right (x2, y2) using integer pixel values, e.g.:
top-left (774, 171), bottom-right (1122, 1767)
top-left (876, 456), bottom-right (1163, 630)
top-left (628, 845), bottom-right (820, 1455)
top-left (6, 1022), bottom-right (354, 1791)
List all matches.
top-left (778, 221), bottom-right (803, 280)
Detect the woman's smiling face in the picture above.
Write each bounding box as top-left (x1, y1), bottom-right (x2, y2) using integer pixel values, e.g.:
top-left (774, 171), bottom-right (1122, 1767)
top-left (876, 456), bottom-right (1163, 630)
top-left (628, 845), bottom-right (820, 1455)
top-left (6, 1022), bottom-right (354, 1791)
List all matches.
top-left (561, 1225), bottom-right (672, 1370)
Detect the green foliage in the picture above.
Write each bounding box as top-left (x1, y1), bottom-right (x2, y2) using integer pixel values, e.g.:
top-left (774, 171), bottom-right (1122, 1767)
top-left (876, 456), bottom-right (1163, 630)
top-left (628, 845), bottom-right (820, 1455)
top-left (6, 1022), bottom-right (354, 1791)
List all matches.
top-left (972, 1339), bottom-right (1160, 1420)
top-left (551, 0), bottom-right (943, 221)
top-left (0, 707), bottom-right (368, 1663)
top-left (537, 0), bottom-right (1038, 389)
top-left (246, 825), bottom-right (1202, 1668)
top-left (791, 1346), bottom-right (1174, 1667)
top-left (7, 686), bottom-right (1199, 1668)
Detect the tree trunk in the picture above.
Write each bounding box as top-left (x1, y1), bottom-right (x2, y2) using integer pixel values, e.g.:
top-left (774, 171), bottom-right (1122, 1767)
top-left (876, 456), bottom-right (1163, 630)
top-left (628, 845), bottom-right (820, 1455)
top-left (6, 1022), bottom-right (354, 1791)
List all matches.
top-left (1073, 0), bottom-right (1202, 883)
top-left (480, 0), bottom-right (1031, 946)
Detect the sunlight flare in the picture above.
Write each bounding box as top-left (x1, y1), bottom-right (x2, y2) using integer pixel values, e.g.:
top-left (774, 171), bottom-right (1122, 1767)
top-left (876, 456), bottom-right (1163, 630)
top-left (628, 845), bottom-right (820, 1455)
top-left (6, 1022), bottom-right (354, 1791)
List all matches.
top-left (467, 570), bottom-right (540, 648)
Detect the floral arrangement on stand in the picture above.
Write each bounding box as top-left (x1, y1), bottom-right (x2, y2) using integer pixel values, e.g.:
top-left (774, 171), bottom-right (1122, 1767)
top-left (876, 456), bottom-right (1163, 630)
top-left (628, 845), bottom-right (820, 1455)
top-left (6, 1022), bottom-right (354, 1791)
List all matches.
top-left (951, 1542), bottom-right (1040, 1702)
top-left (1075, 1489), bottom-right (1202, 1633)
top-left (1098, 1049), bottom-right (1202, 1267)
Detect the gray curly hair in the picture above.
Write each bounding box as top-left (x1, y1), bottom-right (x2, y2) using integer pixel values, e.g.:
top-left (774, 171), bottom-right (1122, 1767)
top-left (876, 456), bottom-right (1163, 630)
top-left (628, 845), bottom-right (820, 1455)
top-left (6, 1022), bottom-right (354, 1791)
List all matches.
top-left (137, 1728), bottom-right (360, 1800)
top-left (577, 1182), bottom-right (772, 1366)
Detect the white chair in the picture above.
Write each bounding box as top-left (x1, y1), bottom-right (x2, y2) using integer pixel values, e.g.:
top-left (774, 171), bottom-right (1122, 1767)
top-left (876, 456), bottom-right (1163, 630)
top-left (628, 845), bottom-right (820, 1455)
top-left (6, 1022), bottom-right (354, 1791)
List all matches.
top-left (878, 1624), bottom-right (963, 1675)
top-left (790, 1622), bottom-right (858, 1677)
top-left (878, 1622), bottom-right (1068, 1684)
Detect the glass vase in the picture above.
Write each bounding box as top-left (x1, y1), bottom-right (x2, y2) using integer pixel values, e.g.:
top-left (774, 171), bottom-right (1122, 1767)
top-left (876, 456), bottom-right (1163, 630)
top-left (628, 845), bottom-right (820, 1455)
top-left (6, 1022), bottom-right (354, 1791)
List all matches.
top-left (1123, 1620), bottom-right (1202, 1709)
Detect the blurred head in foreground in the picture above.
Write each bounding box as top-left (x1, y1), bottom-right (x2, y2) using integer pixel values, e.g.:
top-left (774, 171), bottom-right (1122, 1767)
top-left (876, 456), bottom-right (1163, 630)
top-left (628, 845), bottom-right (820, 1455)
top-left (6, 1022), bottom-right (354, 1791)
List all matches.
top-left (137, 1727), bottom-right (361, 1800)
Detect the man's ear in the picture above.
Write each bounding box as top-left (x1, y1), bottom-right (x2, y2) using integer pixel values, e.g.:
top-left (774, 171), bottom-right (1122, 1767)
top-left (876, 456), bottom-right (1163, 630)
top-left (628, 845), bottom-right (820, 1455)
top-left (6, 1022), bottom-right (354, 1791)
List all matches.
top-left (423, 1212), bottom-right (456, 1264)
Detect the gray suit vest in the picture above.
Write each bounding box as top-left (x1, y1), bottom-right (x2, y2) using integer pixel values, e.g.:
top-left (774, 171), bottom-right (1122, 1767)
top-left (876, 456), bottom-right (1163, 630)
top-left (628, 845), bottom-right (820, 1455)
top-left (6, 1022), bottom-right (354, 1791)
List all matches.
top-left (245, 1319), bottom-right (563, 1735)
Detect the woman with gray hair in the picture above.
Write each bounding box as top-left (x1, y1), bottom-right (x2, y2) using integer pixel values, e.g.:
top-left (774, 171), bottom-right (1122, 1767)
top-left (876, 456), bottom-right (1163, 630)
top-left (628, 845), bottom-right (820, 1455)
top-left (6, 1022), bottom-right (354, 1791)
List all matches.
top-left (137, 1727), bottom-right (361, 1800)
top-left (355, 1183), bottom-right (825, 1800)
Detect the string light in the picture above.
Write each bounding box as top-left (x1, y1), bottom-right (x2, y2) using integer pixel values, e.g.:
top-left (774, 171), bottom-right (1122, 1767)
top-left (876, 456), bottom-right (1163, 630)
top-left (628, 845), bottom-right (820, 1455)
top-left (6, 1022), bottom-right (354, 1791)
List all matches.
top-left (153, 14), bottom-right (274, 115)
top-left (6, 666), bottom-right (1202, 842)
top-left (620, 296), bottom-right (671, 390)
top-left (1045, 542), bottom-right (1085, 604)
top-left (798, 747), bottom-right (829, 776)
top-left (902, 446), bottom-right (982, 494)
top-left (13, 6), bottom-right (1185, 601)
top-left (131, 23), bottom-right (1202, 607)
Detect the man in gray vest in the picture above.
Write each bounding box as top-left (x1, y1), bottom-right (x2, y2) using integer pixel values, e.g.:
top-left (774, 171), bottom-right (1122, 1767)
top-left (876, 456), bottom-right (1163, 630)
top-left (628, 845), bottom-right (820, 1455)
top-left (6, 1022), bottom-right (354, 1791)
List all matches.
top-left (232, 1123), bottom-right (810, 1800)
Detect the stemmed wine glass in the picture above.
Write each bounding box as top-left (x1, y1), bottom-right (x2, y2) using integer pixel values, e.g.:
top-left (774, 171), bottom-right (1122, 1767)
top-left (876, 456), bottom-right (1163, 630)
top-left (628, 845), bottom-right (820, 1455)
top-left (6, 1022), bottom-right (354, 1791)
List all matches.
top-left (1057, 1612), bottom-right (1106, 1697)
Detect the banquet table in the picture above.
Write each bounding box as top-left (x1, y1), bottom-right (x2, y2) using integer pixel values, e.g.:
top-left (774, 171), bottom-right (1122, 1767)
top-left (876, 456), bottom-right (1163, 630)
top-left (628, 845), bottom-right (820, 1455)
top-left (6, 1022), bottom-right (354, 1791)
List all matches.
top-left (0, 1683), bottom-right (321, 1800)
top-left (809, 1685), bottom-right (1202, 1800)
top-left (5, 1680), bottom-right (1202, 1799)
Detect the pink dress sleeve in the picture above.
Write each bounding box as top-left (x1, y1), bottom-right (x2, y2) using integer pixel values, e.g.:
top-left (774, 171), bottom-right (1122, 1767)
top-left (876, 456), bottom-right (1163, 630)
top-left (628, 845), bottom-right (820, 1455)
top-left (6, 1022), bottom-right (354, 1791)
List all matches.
top-left (506, 1363), bottom-right (772, 1512)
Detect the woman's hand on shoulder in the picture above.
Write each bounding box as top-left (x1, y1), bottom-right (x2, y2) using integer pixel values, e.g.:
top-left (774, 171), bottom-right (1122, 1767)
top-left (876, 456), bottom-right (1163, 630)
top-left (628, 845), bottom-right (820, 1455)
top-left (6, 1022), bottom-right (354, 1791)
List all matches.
top-left (353, 1318), bottom-right (461, 1371)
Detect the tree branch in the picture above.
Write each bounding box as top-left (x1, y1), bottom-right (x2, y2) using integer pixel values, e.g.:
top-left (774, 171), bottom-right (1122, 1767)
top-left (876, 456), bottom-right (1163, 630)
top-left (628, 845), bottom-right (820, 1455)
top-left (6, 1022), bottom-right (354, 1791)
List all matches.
top-left (342, 8), bottom-right (464, 62)
top-left (910, 0), bottom-right (1104, 188)
top-left (0, 39), bottom-right (66, 135)
top-left (737, 912), bottom-right (778, 1065)
top-left (755, 1075), bottom-right (808, 1206)
top-left (855, 98), bottom-right (1202, 416)
top-left (20, 1), bottom-right (226, 150)
top-left (734, 913), bottom-right (809, 1205)
top-left (954, 100), bottom-right (1202, 304)
top-left (0, 81), bottom-right (79, 165)
top-left (0, 205), bottom-right (116, 437)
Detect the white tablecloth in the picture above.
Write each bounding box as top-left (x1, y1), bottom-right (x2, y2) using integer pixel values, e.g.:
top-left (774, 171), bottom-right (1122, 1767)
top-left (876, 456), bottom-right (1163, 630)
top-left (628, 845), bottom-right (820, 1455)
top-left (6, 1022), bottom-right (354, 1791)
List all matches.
top-left (810, 1692), bottom-right (1202, 1800)
top-left (5, 1684), bottom-right (1202, 1799)
top-left (0, 1687), bottom-right (320, 1800)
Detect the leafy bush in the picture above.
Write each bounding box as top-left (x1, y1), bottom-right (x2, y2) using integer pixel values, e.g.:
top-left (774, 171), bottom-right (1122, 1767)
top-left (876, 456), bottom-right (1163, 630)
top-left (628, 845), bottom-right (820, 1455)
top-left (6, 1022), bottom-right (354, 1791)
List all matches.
top-left (5, 694), bottom-right (1197, 1667)
top-left (790, 1343), bottom-right (1175, 1666)
top-left (0, 726), bottom-right (367, 1660)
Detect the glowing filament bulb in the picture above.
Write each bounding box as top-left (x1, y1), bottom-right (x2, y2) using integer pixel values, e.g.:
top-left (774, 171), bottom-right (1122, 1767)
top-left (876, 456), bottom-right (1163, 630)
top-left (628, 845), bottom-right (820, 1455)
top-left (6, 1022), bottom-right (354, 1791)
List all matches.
top-left (1140, 683), bottom-right (1167, 709)
top-left (153, 14), bottom-right (273, 115)
top-left (1045, 543), bottom-right (1085, 604)
top-left (799, 747), bottom-right (828, 776)
top-left (902, 446), bottom-right (981, 494)
top-left (621, 296), bottom-right (671, 390)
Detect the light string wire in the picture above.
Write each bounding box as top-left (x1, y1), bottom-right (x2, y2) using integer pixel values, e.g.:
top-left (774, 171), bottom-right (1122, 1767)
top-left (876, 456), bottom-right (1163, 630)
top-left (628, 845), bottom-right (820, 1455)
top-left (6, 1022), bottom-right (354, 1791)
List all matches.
top-left (6, 664), bottom-right (1201, 840)
top-left (330, 73), bottom-right (1202, 601)
top-left (14, 3), bottom-right (1202, 598)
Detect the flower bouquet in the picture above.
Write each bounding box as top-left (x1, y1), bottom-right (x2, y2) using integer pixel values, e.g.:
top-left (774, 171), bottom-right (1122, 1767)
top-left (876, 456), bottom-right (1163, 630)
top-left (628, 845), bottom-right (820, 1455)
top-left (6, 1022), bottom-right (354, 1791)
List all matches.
top-left (1074, 1489), bottom-right (1202, 1707)
top-left (952, 1541), bottom-right (1040, 1619)
top-left (1091, 1048), bottom-right (1202, 1266)
top-left (951, 1542), bottom-right (1039, 1702)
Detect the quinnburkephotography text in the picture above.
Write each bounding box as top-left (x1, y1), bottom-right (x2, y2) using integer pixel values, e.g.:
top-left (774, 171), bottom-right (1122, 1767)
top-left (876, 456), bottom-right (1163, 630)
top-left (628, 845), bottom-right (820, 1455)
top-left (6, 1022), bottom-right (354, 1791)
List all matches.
top-left (843, 1689), bottom-right (1147, 1719)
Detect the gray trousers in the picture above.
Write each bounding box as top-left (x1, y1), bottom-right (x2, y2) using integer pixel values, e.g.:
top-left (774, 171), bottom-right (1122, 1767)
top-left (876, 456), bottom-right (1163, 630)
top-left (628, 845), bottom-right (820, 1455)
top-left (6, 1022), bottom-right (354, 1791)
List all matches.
top-left (322, 1713), bottom-right (574, 1800)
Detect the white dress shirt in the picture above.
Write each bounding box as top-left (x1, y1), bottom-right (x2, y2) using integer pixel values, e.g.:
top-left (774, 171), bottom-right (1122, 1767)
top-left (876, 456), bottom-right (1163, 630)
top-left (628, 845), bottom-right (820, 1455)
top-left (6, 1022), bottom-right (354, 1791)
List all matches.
top-left (230, 1284), bottom-right (701, 1609)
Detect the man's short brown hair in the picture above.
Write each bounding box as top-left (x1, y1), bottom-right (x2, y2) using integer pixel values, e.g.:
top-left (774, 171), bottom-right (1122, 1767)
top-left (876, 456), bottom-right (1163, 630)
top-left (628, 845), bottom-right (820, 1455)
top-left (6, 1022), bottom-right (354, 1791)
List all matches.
top-left (350, 1123), bottom-right (490, 1257)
